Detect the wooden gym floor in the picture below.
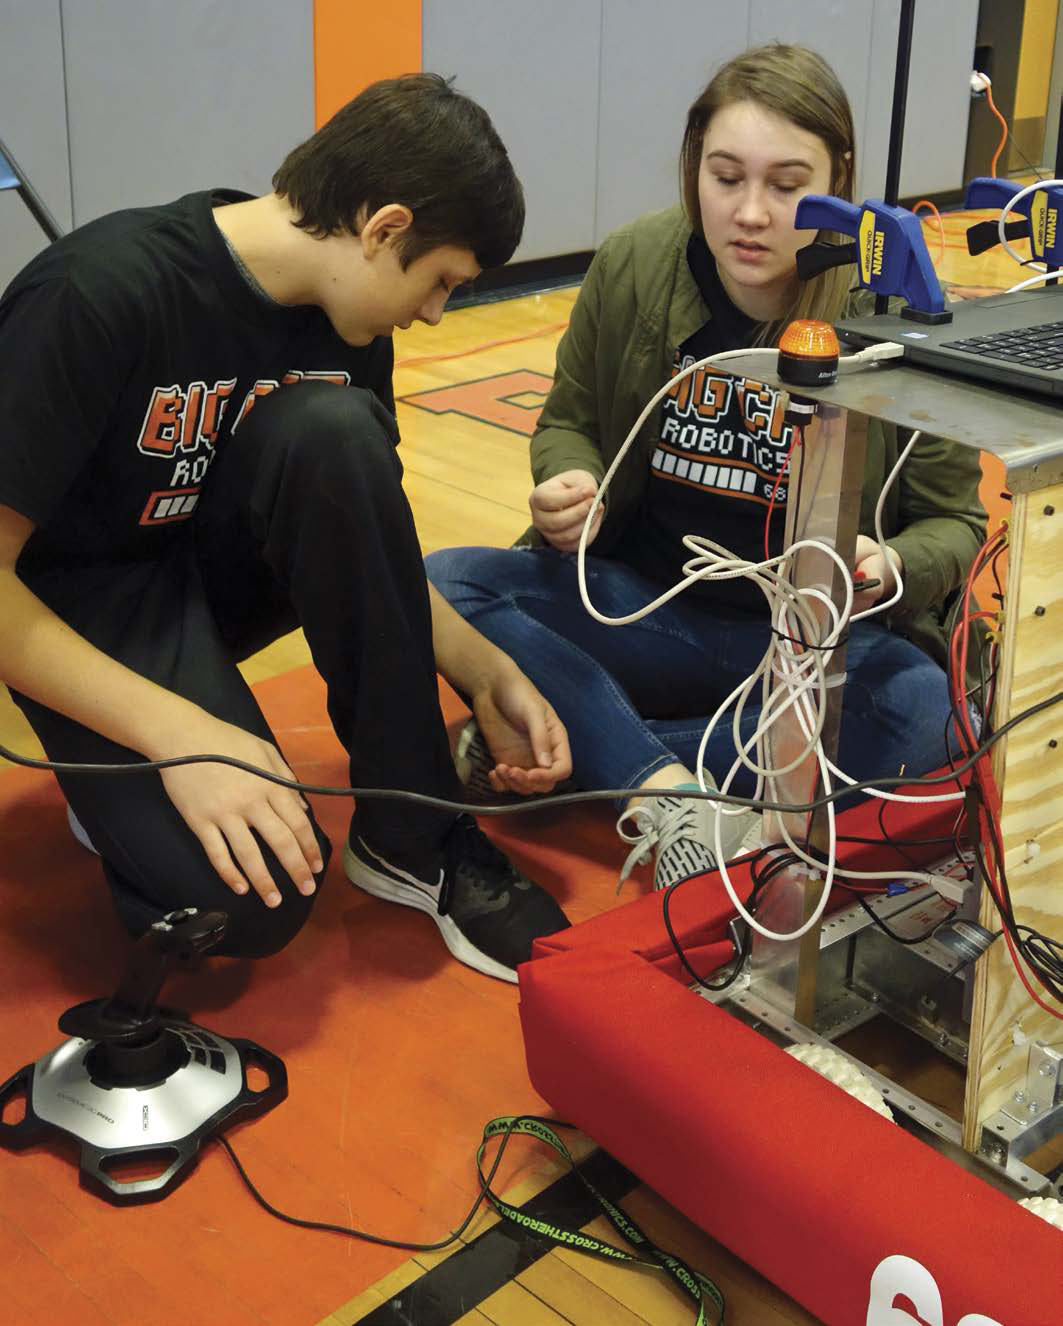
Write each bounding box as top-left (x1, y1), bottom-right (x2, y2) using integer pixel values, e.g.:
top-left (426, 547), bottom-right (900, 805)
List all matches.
top-left (0, 208), bottom-right (1030, 1325)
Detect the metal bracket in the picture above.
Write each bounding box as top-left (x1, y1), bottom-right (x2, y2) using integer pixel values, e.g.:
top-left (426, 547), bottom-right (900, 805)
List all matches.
top-left (979, 1041), bottom-right (1063, 1169)
top-left (1024, 1040), bottom-right (1063, 1113)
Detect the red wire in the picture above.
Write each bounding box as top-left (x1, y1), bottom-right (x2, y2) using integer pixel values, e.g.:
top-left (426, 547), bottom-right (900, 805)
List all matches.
top-left (1000, 915), bottom-right (1063, 1017)
top-left (952, 530), bottom-right (1005, 759)
top-left (951, 525), bottom-right (1063, 1018)
top-left (763, 425), bottom-right (803, 562)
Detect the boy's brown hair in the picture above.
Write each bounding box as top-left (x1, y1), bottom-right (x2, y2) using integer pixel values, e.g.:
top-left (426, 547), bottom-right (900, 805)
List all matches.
top-left (274, 73), bottom-right (524, 270)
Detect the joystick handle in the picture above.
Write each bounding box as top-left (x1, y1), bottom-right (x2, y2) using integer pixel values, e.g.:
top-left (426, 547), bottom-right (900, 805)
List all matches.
top-left (58, 909), bottom-right (227, 1044)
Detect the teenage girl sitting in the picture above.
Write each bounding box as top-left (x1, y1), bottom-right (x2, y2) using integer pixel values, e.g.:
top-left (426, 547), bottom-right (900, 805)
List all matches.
top-left (427, 44), bottom-right (986, 890)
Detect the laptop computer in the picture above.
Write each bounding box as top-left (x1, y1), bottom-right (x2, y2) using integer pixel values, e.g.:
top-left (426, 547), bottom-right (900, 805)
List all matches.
top-left (836, 281), bottom-right (1063, 399)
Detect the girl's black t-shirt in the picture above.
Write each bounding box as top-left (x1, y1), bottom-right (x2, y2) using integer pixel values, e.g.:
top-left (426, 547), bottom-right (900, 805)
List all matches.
top-left (0, 190), bottom-right (394, 576)
top-left (615, 235), bottom-right (799, 613)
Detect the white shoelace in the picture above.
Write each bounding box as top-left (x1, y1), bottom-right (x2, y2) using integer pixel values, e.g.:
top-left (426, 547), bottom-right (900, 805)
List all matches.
top-left (616, 795), bottom-right (715, 891)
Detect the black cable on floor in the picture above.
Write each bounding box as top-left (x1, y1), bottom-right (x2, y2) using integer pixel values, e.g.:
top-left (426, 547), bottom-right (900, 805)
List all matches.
top-left (214, 1112), bottom-right (533, 1252)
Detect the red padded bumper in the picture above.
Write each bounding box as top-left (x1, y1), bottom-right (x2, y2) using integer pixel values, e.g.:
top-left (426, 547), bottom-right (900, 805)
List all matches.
top-left (518, 790), bottom-right (1062, 1324)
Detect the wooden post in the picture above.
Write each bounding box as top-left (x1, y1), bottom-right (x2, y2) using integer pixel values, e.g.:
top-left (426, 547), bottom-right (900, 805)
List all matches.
top-left (963, 485), bottom-right (1063, 1149)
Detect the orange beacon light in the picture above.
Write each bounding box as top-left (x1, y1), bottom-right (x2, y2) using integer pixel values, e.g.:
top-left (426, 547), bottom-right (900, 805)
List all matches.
top-left (777, 320), bottom-right (840, 387)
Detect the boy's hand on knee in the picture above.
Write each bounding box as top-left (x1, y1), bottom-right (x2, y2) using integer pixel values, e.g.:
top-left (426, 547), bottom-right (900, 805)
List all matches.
top-left (529, 470), bottom-right (603, 553)
top-left (157, 717), bottom-right (323, 908)
top-left (470, 666), bottom-right (572, 795)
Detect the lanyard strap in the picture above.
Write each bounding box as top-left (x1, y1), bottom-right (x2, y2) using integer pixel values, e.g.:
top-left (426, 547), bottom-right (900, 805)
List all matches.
top-left (477, 1116), bottom-right (725, 1326)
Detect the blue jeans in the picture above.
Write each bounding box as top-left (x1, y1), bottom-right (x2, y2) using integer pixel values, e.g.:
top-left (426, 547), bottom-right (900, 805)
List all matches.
top-left (425, 545), bottom-right (953, 800)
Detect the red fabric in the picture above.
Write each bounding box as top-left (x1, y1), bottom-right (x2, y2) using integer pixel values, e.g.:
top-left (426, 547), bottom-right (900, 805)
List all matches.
top-left (519, 785), bottom-right (1063, 1325)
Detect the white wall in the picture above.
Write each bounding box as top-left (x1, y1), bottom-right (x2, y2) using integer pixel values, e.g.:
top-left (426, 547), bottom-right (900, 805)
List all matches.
top-left (2, 0), bottom-right (980, 283)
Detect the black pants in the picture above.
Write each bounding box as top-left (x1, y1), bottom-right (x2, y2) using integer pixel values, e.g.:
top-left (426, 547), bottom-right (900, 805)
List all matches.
top-left (14, 383), bottom-right (463, 957)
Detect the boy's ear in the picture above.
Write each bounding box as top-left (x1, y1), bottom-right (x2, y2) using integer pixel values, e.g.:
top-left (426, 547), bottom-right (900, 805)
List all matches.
top-left (360, 203), bottom-right (414, 255)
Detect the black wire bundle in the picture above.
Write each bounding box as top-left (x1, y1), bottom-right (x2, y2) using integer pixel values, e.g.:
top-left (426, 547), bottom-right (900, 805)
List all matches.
top-left (969, 794), bottom-right (1063, 1005)
top-left (659, 844), bottom-right (801, 991)
top-left (659, 820), bottom-right (968, 990)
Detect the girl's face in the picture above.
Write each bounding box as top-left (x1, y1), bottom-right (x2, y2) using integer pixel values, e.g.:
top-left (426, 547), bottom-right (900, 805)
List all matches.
top-left (698, 100), bottom-right (836, 322)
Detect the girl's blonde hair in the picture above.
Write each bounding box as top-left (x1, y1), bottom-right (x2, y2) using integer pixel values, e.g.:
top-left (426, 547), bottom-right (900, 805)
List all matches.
top-left (680, 44), bottom-right (856, 343)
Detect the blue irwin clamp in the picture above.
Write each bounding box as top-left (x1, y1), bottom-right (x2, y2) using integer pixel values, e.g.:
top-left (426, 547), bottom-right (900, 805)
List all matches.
top-left (794, 195), bottom-right (949, 323)
top-left (963, 177), bottom-right (1063, 266)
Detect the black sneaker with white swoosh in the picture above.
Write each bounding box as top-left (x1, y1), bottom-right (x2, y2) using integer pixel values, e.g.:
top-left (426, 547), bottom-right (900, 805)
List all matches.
top-left (344, 814), bottom-right (569, 983)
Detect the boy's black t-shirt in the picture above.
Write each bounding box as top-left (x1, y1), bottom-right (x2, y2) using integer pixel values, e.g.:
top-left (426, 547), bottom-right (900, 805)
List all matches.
top-left (615, 235), bottom-right (799, 614)
top-left (0, 190), bottom-right (394, 576)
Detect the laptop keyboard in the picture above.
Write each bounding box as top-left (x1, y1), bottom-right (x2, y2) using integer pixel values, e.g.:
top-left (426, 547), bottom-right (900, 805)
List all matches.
top-left (942, 320), bottom-right (1063, 370)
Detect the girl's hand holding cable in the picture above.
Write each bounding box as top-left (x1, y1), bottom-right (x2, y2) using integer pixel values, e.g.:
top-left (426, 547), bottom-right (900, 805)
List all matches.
top-left (529, 470), bottom-right (603, 553)
top-left (852, 533), bottom-right (903, 613)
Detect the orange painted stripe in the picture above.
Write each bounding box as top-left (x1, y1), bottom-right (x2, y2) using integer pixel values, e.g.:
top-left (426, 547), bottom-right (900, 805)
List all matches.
top-left (395, 323), bottom-right (571, 369)
top-left (313, 0), bottom-right (423, 128)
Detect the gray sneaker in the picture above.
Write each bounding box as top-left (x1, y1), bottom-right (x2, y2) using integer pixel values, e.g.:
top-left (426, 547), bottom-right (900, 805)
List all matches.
top-left (617, 791), bottom-right (761, 891)
top-left (453, 718), bottom-right (574, 807)
top-left (454, 719), bottom-right (511, 805)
